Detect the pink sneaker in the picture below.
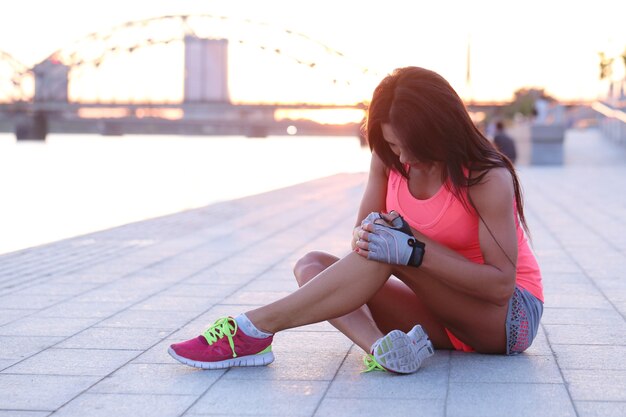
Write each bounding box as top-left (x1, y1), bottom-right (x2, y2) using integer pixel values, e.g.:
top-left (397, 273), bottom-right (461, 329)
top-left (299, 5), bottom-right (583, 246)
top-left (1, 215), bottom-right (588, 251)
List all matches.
top-left (168, 316), bottom-right (274, 369)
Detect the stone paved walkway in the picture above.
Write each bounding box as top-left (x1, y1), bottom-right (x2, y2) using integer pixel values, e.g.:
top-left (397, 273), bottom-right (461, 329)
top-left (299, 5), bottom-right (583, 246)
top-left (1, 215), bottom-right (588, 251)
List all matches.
top-left (0, 128), bottom-right (625, 417)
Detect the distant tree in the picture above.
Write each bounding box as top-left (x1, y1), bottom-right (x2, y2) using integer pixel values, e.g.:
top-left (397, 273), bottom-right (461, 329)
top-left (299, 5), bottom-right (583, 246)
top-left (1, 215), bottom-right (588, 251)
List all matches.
top-left (598, 52), bottom-right (614, 80)
top-left (503, 87), bottom-right (555, 119)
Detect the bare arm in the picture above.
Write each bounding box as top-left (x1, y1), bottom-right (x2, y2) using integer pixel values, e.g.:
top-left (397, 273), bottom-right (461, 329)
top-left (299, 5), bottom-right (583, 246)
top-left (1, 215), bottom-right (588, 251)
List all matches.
top-left (351, 153), bottom-right (388, 250)
top-left (359, 168), bottom-right (518, 306)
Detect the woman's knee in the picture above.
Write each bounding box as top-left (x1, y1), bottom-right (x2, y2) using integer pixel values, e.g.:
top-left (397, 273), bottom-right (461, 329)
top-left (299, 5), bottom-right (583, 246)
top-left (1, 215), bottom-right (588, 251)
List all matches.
top-left (293, 251), bottom-right (339, 287)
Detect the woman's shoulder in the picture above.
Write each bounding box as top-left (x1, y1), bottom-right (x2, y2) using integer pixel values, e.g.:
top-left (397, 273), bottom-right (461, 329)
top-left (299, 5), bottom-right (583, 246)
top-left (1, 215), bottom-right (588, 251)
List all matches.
top-left (468, 166), bottom-right (511, 186)
top-left (370, 151), bottom-right (391, 177)
top-left (468, 167), bottom-right (513, 202)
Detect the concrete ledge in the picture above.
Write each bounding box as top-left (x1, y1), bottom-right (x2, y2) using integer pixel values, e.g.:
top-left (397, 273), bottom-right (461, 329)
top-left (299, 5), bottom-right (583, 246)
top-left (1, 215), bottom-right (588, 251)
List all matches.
top-left (531, 124), bottom-right (566, 165)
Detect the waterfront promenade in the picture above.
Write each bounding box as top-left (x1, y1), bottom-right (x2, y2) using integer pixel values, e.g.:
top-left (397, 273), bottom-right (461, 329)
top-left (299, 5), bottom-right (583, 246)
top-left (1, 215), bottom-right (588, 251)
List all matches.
top-left (0, 128), bottom-right (625, 417)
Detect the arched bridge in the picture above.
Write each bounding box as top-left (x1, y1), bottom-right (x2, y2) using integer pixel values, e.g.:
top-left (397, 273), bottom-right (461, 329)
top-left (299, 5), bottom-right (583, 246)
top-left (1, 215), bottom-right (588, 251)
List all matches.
top-left (0, 14), bottom-right (377, 140)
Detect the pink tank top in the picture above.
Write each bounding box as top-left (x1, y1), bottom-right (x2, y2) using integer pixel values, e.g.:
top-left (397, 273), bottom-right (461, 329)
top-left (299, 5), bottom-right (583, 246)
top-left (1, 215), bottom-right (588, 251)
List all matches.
top-left (386, 169), bottom-right (544, 302)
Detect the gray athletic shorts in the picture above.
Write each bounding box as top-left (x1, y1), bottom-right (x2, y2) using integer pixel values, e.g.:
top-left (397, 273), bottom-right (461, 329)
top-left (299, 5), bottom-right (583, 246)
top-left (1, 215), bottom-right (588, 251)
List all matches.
top-left (506, 286), bottom-right (544, 355)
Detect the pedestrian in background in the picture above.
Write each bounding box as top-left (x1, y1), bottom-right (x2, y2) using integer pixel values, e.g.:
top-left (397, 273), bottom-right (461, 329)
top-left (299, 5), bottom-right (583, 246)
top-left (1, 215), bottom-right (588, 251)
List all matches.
top-left (494, 121), bottom-right (517, 164)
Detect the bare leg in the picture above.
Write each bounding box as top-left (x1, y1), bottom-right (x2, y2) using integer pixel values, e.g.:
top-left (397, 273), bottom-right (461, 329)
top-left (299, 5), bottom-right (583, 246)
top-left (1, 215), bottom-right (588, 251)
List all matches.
top-left (247, 250), bottom-right (509, 354)
top-left (393, 266), bottom-right (508, 353)
top-left (293, 251), bottom-right (453, 350)
top-left (292, 251), bottom-right (385, 352)
top-left (246, 251), bottom-right (392, 352)
top-left (366, 277), bottom-right (455, 349)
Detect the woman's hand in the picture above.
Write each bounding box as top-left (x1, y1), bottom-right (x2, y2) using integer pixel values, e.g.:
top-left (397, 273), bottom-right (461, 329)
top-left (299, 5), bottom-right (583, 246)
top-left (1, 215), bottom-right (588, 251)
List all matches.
top-left (352, 212), bottom-right (386, 251)
top-left (353, 223), bottom-right (371, 253)
top-left (354, 211), bottom-right (387, 252)
top-left (351, 225), bottom-right (362, 251)
top-left (355, 211), bottom-right (425, 267)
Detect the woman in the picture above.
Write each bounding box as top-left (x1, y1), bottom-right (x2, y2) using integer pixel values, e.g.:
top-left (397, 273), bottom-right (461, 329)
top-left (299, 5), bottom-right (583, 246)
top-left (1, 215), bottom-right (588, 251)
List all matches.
top-left (168, 67), bottom-right (544, 374)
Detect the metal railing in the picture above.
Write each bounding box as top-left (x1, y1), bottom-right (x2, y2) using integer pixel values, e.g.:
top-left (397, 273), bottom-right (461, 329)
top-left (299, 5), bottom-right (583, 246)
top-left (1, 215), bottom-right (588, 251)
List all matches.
top-left (592, 101), bottom-right (626, 144)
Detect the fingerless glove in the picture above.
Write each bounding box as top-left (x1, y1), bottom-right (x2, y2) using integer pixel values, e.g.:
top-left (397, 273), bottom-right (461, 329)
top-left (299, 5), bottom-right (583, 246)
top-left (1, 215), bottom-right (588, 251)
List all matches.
top-left (367, 215), bottom-right (425, 267)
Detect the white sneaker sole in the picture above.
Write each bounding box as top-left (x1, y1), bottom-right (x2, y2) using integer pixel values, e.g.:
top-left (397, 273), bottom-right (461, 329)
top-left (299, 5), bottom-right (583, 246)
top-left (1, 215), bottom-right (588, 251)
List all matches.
top-left (373, 327), bottom-right (434, 374)
top-left (168, 347), bottom-right (275, 370)
top-left (407, 324), bottom-right (427, 342)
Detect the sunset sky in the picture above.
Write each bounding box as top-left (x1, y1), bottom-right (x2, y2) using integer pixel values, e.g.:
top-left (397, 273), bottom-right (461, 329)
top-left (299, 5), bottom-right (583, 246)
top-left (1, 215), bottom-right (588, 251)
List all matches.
top-left (0, 0), bottom-right (624, 103)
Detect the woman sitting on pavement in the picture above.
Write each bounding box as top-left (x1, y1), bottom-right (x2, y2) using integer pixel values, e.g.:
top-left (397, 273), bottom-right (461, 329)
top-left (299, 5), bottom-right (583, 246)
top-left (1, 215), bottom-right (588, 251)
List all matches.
top-left (168, 66), bottom-right (544, 374)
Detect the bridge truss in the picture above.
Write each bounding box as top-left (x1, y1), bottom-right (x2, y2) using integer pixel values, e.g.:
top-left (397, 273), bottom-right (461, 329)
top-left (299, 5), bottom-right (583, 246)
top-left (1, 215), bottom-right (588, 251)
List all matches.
top-left (0, 14), bottom-right (381, 105)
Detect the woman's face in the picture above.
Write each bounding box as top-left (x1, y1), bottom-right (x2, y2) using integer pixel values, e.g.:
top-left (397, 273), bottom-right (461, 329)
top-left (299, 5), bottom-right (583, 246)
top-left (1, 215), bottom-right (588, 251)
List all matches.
top-left (381, 123), bottom-right (421, 166)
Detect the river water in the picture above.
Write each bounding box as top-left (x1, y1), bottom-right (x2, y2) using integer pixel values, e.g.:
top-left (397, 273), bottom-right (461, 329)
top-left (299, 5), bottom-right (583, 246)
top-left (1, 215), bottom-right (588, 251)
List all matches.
top-left (0, 133), bottom-right (371, 255)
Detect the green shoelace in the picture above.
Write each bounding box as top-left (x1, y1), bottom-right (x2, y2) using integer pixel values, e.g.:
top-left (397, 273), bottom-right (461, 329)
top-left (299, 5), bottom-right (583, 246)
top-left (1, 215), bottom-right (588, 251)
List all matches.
top-left (202, 317), bottom-right (238, 358)
top-left (362, 354), bottom-right (387, 373)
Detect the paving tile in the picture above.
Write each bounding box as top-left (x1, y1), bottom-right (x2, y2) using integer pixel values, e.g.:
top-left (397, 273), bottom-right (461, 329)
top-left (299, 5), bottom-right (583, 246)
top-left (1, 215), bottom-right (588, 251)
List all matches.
top-left (3, 348), bottom-right (139, 376)
top-left (38, 301), bottom-right (132, 319)
top-left (546, 293), bottom-right (614, 309)
top-left (90, 363), bottom-right (223, 395)
top-left (314, 397), bottom-right (445, 417)
top-left (183, 270), bottom-right (252, 285)
top-left (535, 260), bottom-right (582, 274)
top-left (164, 283), bottom-right (241, 299)
top-left (184, 414), bottom-right (295, 417)
top-left (240, 278), bottom-right (300, 292)
top-left (10, 282), bottom-right (100, 297)
top-left (56, 327), bottom-right (169, 350)
top-left (0, 335), bottom-right (63, 360)
top-left (575, 401), bottom-right (626, 417)
top-left (271, 330), bottom-right (354, 353)
top-left (0, 358), bottom-right (20, 371)
top-left (52, 393), bottom-right (197, 417)
top-left (523, 326), bottom-right (553, 356)
top-left (224, 350), bottom-right (345, 381)
top-left (50, 272), bottom-right (122, 284)
top-left (552, 345), bottom-right (626, 370)
top-left (0, 411), bottom-right (51, 417)
top-left (449, 352), bottom-right (563, 383)
top-left (129, 295), bottom-right (220, 312)
top-left (0, 309), bottom-right (36, 326)
top-left (0, 294), bottom-right (68, 310)
top-left (585, 268), bottom-right (624, 280)
top-left (600, 291), bottom-right (626, 308)
top-left (251, 266), bottom-right (300, 283)
top-left (0, 317), bottom-right (100, 337)
top-left (0, 374), bottom-right (100, 410)
top-left (132, 339), bottom-right (179, 365)
top-left (578, 254), bottom-right (626, 271)
top-left (446, 383), bottom-right (576, 417)
top-left (615, 300), bottom-right (626, 318)
top-left (72, 289), bottom-right (148, 304)
top-left (189, 379), bottom-right (328, 416)
top-left (326, 350), bottom-right (449, 400)
top-left (541, 307), bottom-right (623, 325)
top-left (540, 272), bottom-right (592, 285)
top-left (562, 369), bottom-right (626, 401)
top-left (219, 290), bottom-right (292, 306)
top-left (542, 281), bottom-right (601, 297)
top-left (545, 324), bottom-right (626, 345)
top-left (197, 261), bottom-right (271, 277)
top-left (97, 309), bottom-right (196, 330)
top-left (593, 276), bottom-right (626, 290)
